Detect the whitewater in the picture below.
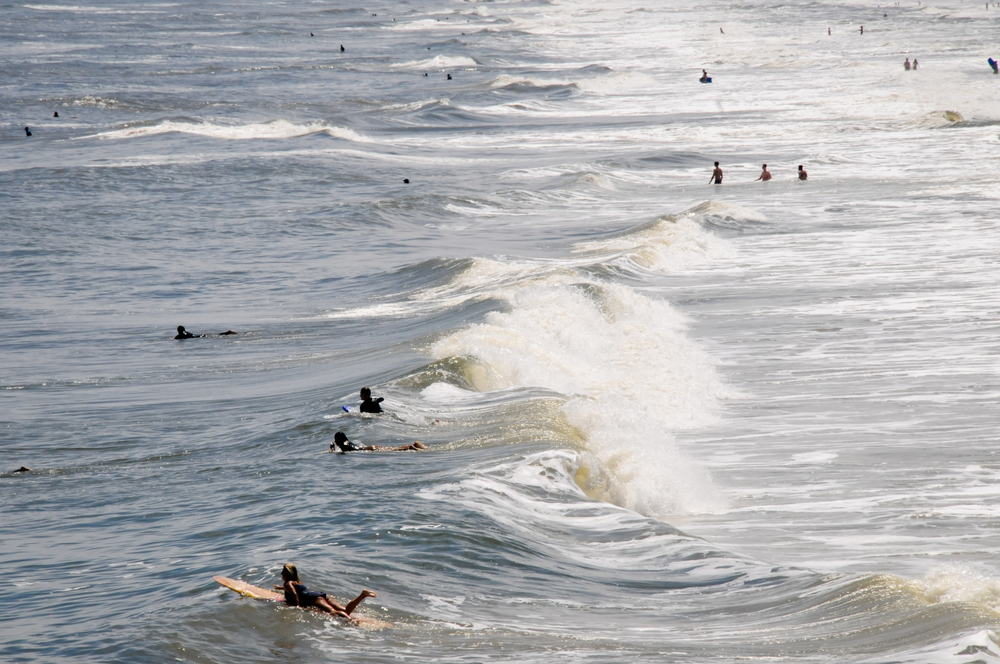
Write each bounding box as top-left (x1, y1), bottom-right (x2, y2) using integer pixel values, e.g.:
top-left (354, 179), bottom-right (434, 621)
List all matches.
top-left (3, 0), bottom-right (1000, 662)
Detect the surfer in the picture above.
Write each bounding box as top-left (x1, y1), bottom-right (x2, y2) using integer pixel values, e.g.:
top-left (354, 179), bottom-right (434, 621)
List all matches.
top-left (13, 466), bottom-right (33, 473)
top-left (24, 127), bottom-right (31, 137)
top-left (331, 432), bottom-right (427, 453)
top-left (359, 387), bottom-right (384, 413)
top-left (700, 69), bottom-right (710, 83)
top-left (989, 58), bottom-right (998, 74)
top-left (175, 325), bottom-right (201, 339)
top-left (755, 164), bottom-right (772, 181)
top-left (174, 325), bottom-right (237, 339)
top-left (277, 564), bottom-right (375, 621)
top-left (709, 161), bottom-right (723, 184)
top-left (798, 165), bottom-right (808, 180)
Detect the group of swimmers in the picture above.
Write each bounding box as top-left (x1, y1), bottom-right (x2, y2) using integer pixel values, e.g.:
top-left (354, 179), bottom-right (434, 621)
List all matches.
top-left (331, 387), bottom-right (429, 453)
top-left (709, 162), bottom-right (807, 184)
top-left (904, 57), bottom-right (919, 70)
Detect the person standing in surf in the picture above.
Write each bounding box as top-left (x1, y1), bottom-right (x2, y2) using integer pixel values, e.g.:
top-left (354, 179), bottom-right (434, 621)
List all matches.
top-left (277, 564), bottom-right (375, 621)
top-left (709, 161), bottom-right (723, 184)
top-left (798, 165), bottom-right (808, 180)
top-left (756, 164), bottom-right (772, 181)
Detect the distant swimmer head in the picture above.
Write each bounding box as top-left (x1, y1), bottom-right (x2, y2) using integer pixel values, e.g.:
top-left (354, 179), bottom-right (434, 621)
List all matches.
top-left (340, 44), bottom-right (345, 52)
top-left (53, 111), bottom-right (59, 117)
top-left (447, 73), bottom-right (452, 80)
top-left (403, 178), bottom-right (409, 184)
top-left (281, 563), bottom-right (299, 582)
top-left (360, 387), bottom-right (371, 399)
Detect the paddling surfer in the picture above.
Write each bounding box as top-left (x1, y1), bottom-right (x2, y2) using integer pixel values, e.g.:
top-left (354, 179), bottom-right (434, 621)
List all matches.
top-left (359, 387), bottom-right (384, 413)
top-left (331, 432), bottom-right (427, 453)
top-left (276, 563), bottom-right (375, 622)
top-left (174, 325), bottom-right (237, 339)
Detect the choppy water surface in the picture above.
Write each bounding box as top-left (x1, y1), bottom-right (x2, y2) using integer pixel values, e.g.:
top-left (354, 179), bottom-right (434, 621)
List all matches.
top-left (3, 0), bottom-right (1000, 662)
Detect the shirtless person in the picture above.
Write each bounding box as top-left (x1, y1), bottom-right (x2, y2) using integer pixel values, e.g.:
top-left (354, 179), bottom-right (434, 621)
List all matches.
top-left (798, 165), bottom-right (808, 180)
top-left (709, 161), bottom-right (723, 184)
top-left (331, 432), bottom-right (427, 453)
top-left (755, 164), bottom-right (772, 181)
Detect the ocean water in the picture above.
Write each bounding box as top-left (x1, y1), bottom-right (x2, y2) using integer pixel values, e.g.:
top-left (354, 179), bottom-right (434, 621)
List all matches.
top-left (3, 0), bottom-right (1000, 661)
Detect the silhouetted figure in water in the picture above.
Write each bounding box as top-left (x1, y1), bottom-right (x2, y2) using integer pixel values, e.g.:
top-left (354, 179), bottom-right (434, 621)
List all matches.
top-left (53, 111), bottom-right (59, 118)
top-left (860, 25), bottom-right (864, 34)
top-left (720, 28), bottom-right (724, 33)
top-left (709, 161), bottom-right (723, 184)
top-left (798, 165), bottom-right (808, 180)
top-left (340, 44), bottom-right (345, 52)
top-left (359, 387), bottom-right (384, 413)
top-left (828, 27), bottom-right (831, 35)
top-left (990, 58), bottom-right (998, 74)
top-left (447, 73), bottom-right (452, 80)
top-left (24, 127), bottom-right (31, 137)
top-left (755, 164), bottom-right (772, 181)
top-left (904, 58), bottom-right (911, 70)
top-left (403, 178), bottom-right (409, 183)
top-left (174, 325), bottom-right (237, 339)
top-left (912, 58), bottom-right (918, 70)
top-left (331, 432), bottom-right (427, 453)
top-left (700, 69), bottom-right (710, 82)
top-left (310, 33), bottom-right (314, 36)
top-left (13, 466), bottom-right (33, 473)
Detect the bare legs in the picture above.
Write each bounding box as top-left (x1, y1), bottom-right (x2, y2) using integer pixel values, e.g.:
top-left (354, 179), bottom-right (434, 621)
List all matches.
top-left (343, 589), bottom-right (377, 615)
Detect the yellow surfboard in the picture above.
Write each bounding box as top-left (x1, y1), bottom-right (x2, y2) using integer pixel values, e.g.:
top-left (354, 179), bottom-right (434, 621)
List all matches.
top-left (213, 576), bottom-right (392, 629)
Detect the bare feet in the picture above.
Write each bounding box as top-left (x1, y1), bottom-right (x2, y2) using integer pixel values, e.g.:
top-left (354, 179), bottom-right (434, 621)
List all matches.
top-left (411, 441), bottom-right (427, 450)
top-left (360, 589), bottom-right (377, 599)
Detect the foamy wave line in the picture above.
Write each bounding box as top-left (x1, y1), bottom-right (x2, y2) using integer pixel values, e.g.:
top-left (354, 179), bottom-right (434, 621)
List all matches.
top-left (81, 119), bottom-right (373, 142)
top-left (393, 55), bottom-right (477, 69)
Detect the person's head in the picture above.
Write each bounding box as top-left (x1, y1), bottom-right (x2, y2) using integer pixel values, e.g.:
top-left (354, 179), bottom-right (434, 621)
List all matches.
top-left (798, 165), bottom-right (803, 171)
top-left (281, 563), bottom-right (299, 582)
top-left (714, 161), bottom-right (719, 167)
top-left (360, 387), bottom-right (371, 400)
top-left (762, 164), bottom-right (768, 169)
top-left (177, 325), bottom-right (185, 333)
top-left (334, 431), bottom-right (348, 445)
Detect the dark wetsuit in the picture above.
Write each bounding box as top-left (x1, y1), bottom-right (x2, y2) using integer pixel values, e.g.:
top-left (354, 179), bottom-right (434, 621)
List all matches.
top-left (174, 331), bottom-right (197, 339)
top-left (359, 397), bottom-right (383, 413)
top-left (335, 438), bottom-right (363, 453)
top-left (285, 582), bottom-right (326, 607)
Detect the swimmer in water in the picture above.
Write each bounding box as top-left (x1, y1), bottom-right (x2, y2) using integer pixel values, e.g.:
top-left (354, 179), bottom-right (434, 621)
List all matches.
top-left (340, 44), bottom-right (345, 52)
top-left (359, 387), bottom-right (384, 413)
top-left (24, 127), bottom-right (31, 137)
top-left (991, 58), bottom-right (999, 74)
top-left (700, 69), bottom-right (710, 82)
top-left (274, 564), bottom-right (375, 622)
top-left (912, 58), bottom-right (918, 69)
top-left (330, 432), bottom-right (428, 453)
top-left (709, 161), bottom-right (723, 184)
top-left (174, 326), bottom-right (237, 339)
top-left (904, 58), bottom-right (911, 70)
top-left (175, 325), bottom-right (201, 339)
top-left (13, 466), bottom-right (33, 473)
top-left (53, 111), bottom-right (59, 118)
top-left (798, 165), bottom-right (808, 180)
top-left (755, 164), bottom-right (772, 181)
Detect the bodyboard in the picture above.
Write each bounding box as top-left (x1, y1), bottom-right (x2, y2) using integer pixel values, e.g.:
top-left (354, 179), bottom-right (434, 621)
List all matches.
top-left (213, 576), bottom-right (392, 629)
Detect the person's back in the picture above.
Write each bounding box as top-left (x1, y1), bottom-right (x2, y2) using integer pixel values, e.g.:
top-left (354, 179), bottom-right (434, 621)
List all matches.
top-left (359, 387), bottom-right (383, 413)
top-left (904, 58), bottom-right (911, 70)
top-left (798, 165), bottom-right (808, 180)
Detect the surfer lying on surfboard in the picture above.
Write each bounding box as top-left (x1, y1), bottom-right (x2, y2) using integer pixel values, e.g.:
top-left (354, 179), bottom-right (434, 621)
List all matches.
top-left (276, 563), bottom-right (376, 621)
top-left (331, 431), bottom-right (428, 453)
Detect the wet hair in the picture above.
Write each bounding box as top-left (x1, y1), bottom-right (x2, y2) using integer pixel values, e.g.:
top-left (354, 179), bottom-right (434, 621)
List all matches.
top-left (798, 165), bottom-right (803, 170)
top-left (762, 164), bottom-right (767, 168)
top-left (282, 563), bottom-right (300, 582)
top-left (360, 387), bottom-right (371, 399)
top-left (334, 432), bottom-right (348, 444)
top-left (177, 325), bottom-right (185, 333)
top-left (714, 161), bottom-right (719, 166)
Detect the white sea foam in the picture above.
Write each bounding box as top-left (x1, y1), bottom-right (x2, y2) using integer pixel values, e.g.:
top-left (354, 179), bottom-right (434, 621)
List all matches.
top-left (916, 565), bottom-right (1000, 612)
top-left (83, 119), bottom-right (372, 142)
top-left (393, 55), bottom-right (477, 69)
top-left (431, 279), bottom-right (729, 517)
